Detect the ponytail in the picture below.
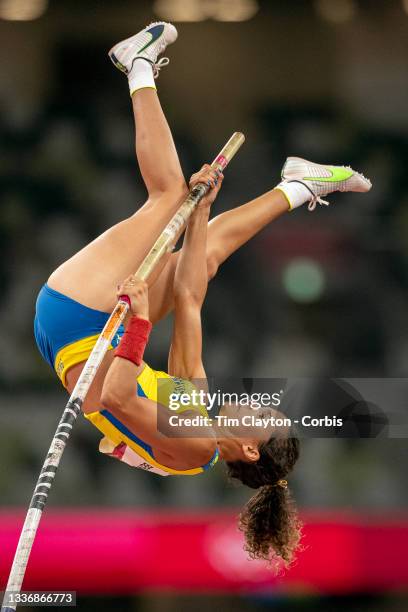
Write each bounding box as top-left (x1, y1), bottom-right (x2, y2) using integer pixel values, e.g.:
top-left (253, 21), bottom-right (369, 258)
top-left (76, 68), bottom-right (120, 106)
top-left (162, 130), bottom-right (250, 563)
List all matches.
top-left (226, 434), bottom-right (301, 566)
top-left (239, 481), bottom-right (301, 565)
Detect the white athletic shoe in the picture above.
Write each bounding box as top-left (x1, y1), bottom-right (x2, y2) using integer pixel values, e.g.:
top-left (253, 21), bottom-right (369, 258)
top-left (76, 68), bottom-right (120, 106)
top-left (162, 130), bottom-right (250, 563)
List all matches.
top-left (109, 22), bottom-right (178, 79)
top-left (281, 157), bottom-right (372, 210)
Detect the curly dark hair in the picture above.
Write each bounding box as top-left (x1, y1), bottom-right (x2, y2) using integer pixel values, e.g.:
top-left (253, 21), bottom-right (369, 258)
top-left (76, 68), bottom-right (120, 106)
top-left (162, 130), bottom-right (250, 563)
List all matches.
top-left (226, 434), bottom-right (301, 566)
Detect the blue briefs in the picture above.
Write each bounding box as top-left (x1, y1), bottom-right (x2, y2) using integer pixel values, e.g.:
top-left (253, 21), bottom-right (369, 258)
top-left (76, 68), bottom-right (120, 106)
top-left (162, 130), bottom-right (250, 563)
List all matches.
top-left (34, 284), bottom-right (123, 385)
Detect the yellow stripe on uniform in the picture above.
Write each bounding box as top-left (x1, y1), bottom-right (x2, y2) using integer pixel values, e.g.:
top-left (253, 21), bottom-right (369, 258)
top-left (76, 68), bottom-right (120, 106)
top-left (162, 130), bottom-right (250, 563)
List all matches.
top-left (84, 410), bottom-right (206, 476)
top-left (55, 339), bottom-right (215, 476)
top-left (54, 334), bottom-right (115, 387)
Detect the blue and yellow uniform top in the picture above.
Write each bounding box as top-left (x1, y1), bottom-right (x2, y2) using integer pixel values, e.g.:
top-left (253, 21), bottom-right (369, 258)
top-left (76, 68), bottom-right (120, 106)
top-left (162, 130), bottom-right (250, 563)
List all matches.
top-left (34, 284), bottom-right (219, 476)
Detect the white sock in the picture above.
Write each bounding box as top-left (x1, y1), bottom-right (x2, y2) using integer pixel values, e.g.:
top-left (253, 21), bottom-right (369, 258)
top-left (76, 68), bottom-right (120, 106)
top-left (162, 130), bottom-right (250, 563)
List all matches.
top-left (128, 59), bottom-right (156, 96)
top-left (275, 180), bottom-right (312, 210)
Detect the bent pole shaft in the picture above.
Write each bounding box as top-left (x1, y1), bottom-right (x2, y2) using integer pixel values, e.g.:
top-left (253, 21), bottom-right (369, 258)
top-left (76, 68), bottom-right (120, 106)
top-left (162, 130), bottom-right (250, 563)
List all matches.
top-left (1, 131), bottom-right (245, 611)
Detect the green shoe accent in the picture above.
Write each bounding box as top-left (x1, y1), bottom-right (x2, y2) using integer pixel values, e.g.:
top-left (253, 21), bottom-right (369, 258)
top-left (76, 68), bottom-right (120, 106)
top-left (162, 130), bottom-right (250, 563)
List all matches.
top-left (303, 166), bottom-right (354, 183)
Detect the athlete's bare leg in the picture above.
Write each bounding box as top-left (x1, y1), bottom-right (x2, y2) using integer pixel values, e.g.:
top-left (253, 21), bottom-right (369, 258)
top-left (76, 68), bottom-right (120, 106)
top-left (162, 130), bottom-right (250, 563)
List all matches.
top-left (57, 84), bottom-right (188, 405)
top-left (209, 189), bottom-right (289, 274)
top-left (148, 189), bottom-right (289, 322)
top-left (48, 86), bottom-right (187, 313)
top-left (149, 152), bottom-right (372, 322)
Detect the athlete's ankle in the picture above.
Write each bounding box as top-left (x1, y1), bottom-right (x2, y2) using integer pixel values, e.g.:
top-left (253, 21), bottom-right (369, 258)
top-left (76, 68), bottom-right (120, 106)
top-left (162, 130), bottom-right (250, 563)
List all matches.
top-left (128, 59), bottom-right (156, 96)
top-left (275, 181), bottom-right (312, 210)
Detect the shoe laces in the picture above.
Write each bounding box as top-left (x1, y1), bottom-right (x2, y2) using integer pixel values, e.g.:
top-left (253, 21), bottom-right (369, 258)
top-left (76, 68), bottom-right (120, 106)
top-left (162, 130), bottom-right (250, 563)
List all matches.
top-left (308, 196), bottom-right (330, 211)
top-left (152, 56), bottom-right (169, 79)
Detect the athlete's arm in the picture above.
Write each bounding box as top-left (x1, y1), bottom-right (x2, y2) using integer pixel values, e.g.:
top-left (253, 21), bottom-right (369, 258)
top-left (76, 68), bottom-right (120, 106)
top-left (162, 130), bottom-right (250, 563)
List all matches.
top-left (168, 165), bottom-right (223, 380)
top-left (101, 277), bottom-right (215, 468)
top-left (100, 278), bottom-right (162, 445)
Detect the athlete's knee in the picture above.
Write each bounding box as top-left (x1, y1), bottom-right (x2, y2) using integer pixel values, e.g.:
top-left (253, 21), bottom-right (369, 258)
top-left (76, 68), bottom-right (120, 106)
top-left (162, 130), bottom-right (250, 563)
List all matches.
top-left (140, 184), bottom-right (188, 216)
top-left (149, 176), bottom-right (188, 201)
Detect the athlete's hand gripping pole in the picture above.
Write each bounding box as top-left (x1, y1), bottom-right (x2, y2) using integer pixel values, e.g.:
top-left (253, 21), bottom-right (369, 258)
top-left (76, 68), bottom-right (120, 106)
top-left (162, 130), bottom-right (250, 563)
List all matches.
top-left (0, 131), bottom-right (245, 612)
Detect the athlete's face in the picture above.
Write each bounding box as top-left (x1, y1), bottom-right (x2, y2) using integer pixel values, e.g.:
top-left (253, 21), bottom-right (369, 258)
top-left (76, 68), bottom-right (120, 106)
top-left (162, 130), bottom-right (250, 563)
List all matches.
top-left (216, 407), bottom-right (290, 464)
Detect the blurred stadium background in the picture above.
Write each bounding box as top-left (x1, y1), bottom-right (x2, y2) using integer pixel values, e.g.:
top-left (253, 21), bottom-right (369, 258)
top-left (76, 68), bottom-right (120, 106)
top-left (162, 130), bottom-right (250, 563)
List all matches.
top-left (0, 0), bottom-right (408, 610)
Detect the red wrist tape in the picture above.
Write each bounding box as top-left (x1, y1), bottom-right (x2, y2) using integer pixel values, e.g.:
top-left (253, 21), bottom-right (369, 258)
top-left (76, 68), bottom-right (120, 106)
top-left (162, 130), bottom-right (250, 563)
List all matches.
top-left (114, 316), bottom-right (152, 366)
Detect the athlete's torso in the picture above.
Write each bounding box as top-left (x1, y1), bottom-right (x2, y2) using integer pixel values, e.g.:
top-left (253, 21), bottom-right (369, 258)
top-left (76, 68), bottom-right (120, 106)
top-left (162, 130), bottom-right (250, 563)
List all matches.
top-left (85, 363), bottom-right (218, 476)
top-left (34, 284), bottom-right (219, 476)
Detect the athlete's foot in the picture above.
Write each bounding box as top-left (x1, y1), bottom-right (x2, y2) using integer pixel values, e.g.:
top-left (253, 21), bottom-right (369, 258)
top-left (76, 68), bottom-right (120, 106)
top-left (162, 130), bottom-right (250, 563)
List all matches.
top-left (109, 22), bottom-right (178, 79)
top-left (276, 157), bottom-right (372, 211)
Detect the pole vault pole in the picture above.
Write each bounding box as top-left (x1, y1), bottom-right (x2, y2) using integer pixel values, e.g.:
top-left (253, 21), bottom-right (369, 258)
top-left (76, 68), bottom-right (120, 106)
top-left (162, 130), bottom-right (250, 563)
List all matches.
top-left (1, 132), bottom-right (245, 611)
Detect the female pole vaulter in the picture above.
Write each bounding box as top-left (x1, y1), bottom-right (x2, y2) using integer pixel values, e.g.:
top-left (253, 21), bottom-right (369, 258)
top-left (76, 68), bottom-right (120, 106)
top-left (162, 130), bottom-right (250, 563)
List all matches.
top-left (34, 22), bottom-right (371, 565)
